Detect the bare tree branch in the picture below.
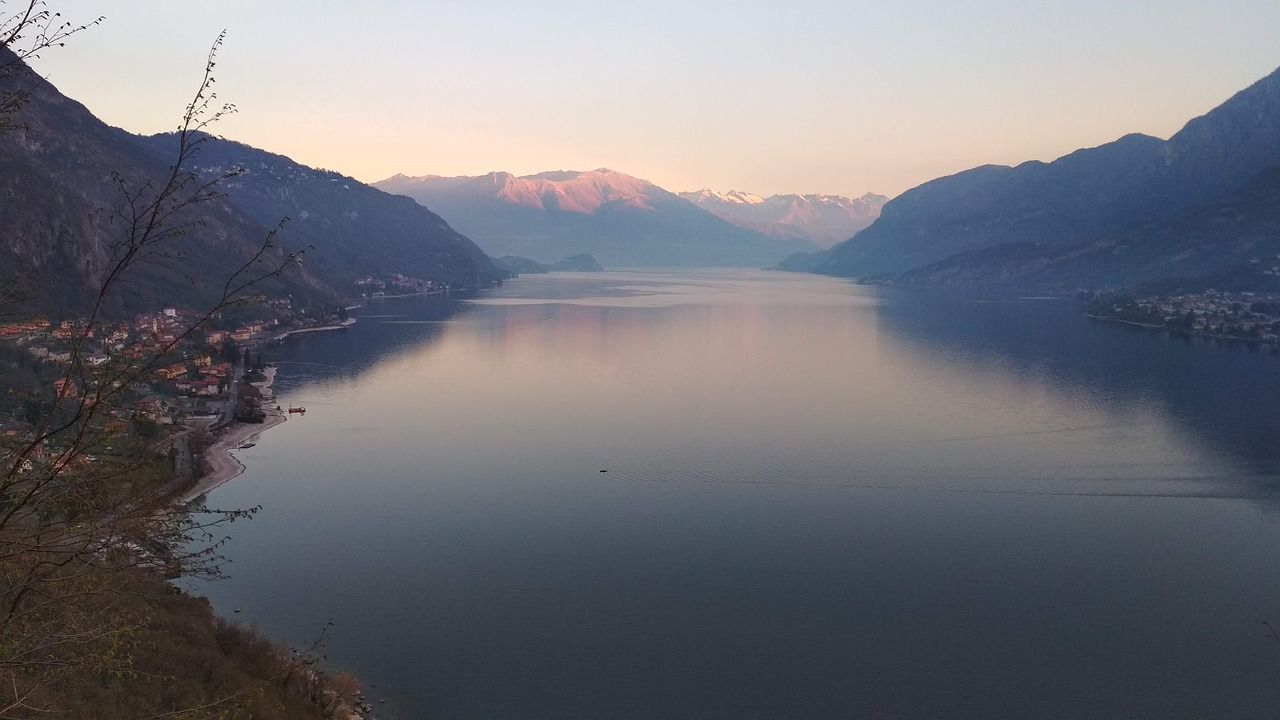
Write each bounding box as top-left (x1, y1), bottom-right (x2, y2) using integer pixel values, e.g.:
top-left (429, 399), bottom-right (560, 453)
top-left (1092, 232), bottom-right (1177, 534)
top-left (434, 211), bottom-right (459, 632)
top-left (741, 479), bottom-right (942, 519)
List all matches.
top-left (0, 25), bottom-right (329, 717)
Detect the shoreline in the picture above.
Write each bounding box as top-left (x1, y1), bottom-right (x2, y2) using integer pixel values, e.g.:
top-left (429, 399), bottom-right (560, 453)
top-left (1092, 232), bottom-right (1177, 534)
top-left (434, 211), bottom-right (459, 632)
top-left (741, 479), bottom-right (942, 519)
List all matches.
top-left (184, 312), bottom-right (359, 502)
top-left (169, 366), bottom-right (371, 717)
top-left (1087, 312), bottom-right (1280, 348)
top-left (364, 289), bottom-right (445, 300)
top-left (178, 366), bottom-right (286, 505)
top-left (268, 317), bottom-right (356, 342)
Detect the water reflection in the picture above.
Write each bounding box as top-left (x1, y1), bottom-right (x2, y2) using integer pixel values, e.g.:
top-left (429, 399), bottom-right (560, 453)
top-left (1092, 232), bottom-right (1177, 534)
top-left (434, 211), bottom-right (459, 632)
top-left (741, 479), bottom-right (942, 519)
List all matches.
top-left (256, 292), bottom-right (478, 395)
top-left (876, 289), bottom-right (1280, 475)
top-left (437, 272), bottom-right (1254, 500)
top-left (201, 270), bottom-right (1280, 720)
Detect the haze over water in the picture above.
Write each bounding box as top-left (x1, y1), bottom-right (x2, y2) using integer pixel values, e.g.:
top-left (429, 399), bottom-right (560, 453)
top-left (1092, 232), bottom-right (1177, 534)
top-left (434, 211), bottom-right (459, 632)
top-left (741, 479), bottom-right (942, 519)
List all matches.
top-left (198, 270), bottom-right (1280, 718)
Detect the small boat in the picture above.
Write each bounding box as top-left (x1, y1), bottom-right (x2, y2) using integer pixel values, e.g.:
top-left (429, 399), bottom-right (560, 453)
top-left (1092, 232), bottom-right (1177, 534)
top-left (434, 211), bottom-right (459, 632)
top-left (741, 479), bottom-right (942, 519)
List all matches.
top-left (288, 406), bottom-right (306, 414)
top-left (238, 442), bottom-right (255, 449)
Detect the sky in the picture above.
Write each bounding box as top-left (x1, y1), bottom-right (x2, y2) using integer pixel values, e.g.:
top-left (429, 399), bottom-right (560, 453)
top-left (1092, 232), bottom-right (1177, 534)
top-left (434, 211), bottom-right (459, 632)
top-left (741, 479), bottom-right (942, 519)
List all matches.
top-left (23, 0), bottom-right (1280, 198)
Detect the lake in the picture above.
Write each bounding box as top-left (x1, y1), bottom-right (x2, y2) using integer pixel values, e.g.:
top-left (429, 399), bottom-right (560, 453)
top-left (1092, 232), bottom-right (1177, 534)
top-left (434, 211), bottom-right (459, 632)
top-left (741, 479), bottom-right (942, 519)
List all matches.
top-left (195, 270), bottom-right (1280, 718)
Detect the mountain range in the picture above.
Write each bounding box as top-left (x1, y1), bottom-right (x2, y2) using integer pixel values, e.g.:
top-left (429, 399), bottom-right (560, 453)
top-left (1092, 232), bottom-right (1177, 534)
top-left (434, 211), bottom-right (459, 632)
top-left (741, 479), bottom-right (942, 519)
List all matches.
top-left (0, 45), bottom-right (504, 319)
top-left (809, 64), bottom-right (1280, 293)
top-left (10, 34), bottom-right (1277, 314)
top-left (679, 189), bottom-right (887, 248)
top-left (373, 170), bottom-right (817, 267)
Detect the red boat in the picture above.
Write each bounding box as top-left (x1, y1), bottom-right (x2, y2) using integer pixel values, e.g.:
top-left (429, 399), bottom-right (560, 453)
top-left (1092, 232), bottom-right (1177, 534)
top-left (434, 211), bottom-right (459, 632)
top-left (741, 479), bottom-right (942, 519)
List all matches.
top-left (288, 406), bottom-right (306, 414)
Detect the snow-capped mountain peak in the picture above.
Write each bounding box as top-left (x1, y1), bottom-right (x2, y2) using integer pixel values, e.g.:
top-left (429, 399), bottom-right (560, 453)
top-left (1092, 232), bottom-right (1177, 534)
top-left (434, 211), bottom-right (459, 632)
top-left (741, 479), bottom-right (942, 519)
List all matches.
top-left (686, 188), bottom-right (765, 205)
top-left (678, 188), bottom-right (889, 248)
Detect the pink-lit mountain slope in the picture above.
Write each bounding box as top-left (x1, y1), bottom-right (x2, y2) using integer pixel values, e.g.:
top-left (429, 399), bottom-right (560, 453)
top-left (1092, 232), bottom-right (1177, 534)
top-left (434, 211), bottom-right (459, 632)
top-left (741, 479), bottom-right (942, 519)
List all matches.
top-left (374, 169), bottom-right (817, 267)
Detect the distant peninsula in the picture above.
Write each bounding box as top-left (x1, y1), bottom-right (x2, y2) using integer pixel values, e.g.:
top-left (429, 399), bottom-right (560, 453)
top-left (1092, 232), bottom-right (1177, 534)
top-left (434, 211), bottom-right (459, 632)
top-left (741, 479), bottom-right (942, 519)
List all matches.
top-left (490, 253), bottom-right (604, 275)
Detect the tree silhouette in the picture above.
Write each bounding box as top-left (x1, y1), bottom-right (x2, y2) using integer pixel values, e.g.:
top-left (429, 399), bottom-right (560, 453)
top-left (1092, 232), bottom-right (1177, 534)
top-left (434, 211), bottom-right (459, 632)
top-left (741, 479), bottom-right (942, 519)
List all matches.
top-left (0, 12), bottom-right (318, 715)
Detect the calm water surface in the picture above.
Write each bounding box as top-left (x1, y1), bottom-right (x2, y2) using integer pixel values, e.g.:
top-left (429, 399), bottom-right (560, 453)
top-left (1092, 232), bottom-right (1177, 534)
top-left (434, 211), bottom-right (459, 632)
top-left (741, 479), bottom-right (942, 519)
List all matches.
top-left (196, 270), bottom-right (1280, 718)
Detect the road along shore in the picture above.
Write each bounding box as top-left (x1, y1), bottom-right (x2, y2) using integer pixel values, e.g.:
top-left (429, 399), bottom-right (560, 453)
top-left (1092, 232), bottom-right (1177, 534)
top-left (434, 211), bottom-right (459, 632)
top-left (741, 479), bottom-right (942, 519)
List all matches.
top-left (177, 367), bottom-right (286, 505)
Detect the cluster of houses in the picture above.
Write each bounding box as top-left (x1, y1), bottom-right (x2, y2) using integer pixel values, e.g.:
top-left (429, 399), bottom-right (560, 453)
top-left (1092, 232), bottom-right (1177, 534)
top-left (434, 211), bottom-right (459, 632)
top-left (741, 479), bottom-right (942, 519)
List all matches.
top-left (0, 319), bottom-right (51, 340)
top-left (1097, 290), bottom-right (1280, 344)
top-left (161, 358), bottom-right (235, 398)
top-left (1, 294), bottom-right (347, 483)
top-left (355, 273), bottom-right (445, 296)
top-left (0, 308), bottom-right (288, 426)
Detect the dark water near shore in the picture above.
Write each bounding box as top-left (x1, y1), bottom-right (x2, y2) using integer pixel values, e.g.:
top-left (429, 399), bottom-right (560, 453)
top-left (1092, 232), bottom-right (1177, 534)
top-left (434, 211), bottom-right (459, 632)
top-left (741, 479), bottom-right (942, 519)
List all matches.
top-left (197, 270), bottom-right (1280, 719)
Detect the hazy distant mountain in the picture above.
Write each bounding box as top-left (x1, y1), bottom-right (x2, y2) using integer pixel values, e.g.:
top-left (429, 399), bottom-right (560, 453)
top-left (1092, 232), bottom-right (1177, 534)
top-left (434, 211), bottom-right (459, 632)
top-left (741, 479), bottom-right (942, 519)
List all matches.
top-left (374, 169), bottom-right (816, 267)
top-left (135, 135), bottom-right (506, 293)
top-left (490, 253), bottom-right (603, 275)
top-left (679, 189), bottom-right (887, 248)
top-left (815, 64), bottom-right (1280, 288)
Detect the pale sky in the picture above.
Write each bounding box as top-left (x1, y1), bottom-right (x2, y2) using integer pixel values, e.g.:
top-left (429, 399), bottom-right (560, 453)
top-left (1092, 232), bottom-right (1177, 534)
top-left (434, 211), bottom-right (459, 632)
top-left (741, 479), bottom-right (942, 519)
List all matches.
top-left (24, 0), bottom-right (1280, 198)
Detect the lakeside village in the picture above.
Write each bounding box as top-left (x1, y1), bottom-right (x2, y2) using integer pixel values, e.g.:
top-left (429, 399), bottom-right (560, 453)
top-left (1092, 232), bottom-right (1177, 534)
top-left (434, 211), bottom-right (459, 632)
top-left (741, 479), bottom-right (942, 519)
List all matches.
top-left (0, 269), bottom-right (454, 438)
top-left (1085, 289), bottom-right (1280, 349)
top-left (0, 297), bottom-right (356, 465)
top-left (0, 278), bottom-right (460, 717)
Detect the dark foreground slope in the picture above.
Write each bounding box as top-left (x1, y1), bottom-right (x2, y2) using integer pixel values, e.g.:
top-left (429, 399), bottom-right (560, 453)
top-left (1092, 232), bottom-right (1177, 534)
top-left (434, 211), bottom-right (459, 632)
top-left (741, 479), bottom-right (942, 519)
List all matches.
top-left (12, 564), bottom-right (359, 719)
